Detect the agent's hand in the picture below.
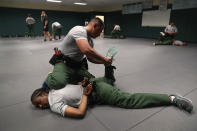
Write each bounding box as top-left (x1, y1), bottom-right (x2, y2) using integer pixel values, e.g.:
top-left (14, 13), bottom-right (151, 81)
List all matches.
top-left (78, 77), bottom-right (89, 87)
top-left (104, 57), bottom-right (112, 66)
top-left (83, 83), bottom-right (93, 96)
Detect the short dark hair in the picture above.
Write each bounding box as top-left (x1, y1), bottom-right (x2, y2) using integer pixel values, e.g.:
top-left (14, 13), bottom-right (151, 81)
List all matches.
top-left (90, 17), bottom-right (105, 28)
top-left (28, 14), bottom-right (31, 17)
top-left (31, 87), bottom-right (49, 103)
top-left (170, 22), bottom-right (174, 25)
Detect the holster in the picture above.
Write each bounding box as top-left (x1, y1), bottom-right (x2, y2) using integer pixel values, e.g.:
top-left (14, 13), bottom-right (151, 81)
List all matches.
top-left (49, 54), bottom-right (88, 70)
top-left (49, 54), bottom-right (64, 65)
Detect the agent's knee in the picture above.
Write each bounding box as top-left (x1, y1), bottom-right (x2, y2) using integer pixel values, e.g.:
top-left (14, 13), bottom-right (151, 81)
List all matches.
top-left (45, 73), bottom-right (68, 89)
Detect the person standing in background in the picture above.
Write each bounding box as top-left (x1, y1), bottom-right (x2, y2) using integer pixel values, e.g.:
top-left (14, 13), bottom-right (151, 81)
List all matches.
top-left (41, 11), bottom-right (52, 41)
top-left (26, 14), bottom-right (36, 37)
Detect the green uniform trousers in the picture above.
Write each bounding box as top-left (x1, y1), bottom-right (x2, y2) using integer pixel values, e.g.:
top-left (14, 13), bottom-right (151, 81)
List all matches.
top-left (90, 77), bottom-right (171, 109)
top-left (45, 62), bottom-right (95, 90)
top-left (155, 39), bottom-right (173, 45)
top-left (53, 26), bottom-right (62, 39)
top-left (27, 24), bottom-right (35, 37)
top-left (111, 31), bottom-right (121, 38)
top-left (156, 34), bottom-right (173, 45)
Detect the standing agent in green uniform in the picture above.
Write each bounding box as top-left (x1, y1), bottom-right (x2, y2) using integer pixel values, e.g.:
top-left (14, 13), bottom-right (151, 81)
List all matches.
top-left (31, 65), bottom-right (193, 118)
top-left (43, 17), bottom-right (112, 90)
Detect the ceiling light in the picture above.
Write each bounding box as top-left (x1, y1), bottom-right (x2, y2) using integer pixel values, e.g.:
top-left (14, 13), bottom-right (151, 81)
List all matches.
top-left (74, 0), bottom-right (87, 5)
top-left (47, 0), bottom-right (62, 3)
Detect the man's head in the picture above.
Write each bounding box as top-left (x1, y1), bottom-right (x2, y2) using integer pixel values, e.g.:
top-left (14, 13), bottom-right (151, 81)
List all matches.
top-left (28, 14), bottom-right (31, 17)
top-left (41, 11), bottom-right (46, 16)
top-left (86, 17), bottom-right (104, 38)
top-left (31, 87), bottom-right (49, 109)
top-left (170, 22), bottom-right (174, 26)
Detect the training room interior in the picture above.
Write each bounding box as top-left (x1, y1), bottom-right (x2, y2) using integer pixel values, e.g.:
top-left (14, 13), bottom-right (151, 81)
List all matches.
top-left (0, 0), bottom-right (197, 131)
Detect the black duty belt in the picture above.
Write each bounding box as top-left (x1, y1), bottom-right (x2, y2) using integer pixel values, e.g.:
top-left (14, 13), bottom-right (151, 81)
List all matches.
top-left (49, 53), bottom-right (88, 69)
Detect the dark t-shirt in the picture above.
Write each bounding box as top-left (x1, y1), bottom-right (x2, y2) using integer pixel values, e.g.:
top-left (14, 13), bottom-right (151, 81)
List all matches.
top-left (42, 15), bottom-right (48, 26)
top-left (42, 15), bottom-right (49, 31)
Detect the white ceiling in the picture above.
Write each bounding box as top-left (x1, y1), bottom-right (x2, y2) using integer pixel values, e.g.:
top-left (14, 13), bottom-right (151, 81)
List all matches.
top-left (0, 0), bottom-right (150, 12)
top-left (1, 0), bottom-right (143, 7)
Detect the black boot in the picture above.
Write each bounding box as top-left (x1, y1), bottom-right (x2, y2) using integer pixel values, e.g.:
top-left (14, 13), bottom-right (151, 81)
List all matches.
top-left (105, 65), bottom-right (116, 82)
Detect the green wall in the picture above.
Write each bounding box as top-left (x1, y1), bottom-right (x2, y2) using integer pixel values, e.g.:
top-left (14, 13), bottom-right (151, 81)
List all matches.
top-left (104, 8), bottom-right (197, 43)
top-left (0, 7), bottom-right (196, 43)
top-left (0, 7), bottom-right (89, 37)
top-left (170, 8), bottom-right (197, 42)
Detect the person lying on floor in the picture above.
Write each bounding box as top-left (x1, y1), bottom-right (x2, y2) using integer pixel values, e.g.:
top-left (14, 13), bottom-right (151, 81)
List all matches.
top-left (173, 40), bottom-right (188, 46)
top-left (153, 39), bottom-right (188, 46)
top-left (31, 65), bottom-right (193, 118)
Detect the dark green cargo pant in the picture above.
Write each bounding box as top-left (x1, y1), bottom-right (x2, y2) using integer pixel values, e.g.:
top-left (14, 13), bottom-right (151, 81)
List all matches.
top-left (27, 24), bottom-right (34, 37)
top-left (53, 26), bottom-right (62, 39)
top-left (111, 31), bottom-right (121, 38)
top-left (46, 62), bottom-right (171, 108)
top-left (90, 77), bottom-right (171, 109)
top-left (45, 62), bottom-right (95, 90)
top-left (156, 35), bottom-right (173, 45)
top-left (155, 39), bottom-right (173, 45)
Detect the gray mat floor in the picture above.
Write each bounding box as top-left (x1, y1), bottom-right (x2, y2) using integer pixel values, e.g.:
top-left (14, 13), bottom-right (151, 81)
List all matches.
top-left (0, 37), bottom-right (197, 131)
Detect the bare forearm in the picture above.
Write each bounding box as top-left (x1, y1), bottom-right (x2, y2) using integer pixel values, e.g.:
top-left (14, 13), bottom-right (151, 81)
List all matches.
top-left (78, 95), bottom-right (88, 115)
top-left (85, 48), bottom-right (105, 64)
top-left (45, 21), bottom-right (48, 26)
top-left (41, 17), bottom-right (43, 22)
top-left (171, 32), bottom-right (177, 34)
top-left (87, 54), bottom-right (105, 64)
top-left (76, 40), bottom-right (111, 65)
top-left (165, 31), bottom-right (177, 35)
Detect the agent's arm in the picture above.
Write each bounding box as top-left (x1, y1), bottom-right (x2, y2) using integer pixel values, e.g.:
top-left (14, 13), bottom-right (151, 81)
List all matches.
top-left (41, 15), bottom-right (43, 22)
top-left (170, 31), bottom-right (178, 35)
top-left (44, 20), bottom-right (48, 29)
top-left (76, 39), bottom-right (112, 66)
top-left (164, 28), bottom-right (168, 33)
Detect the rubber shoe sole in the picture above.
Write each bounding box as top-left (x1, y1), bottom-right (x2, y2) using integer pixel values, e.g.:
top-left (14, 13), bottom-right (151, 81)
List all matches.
top-left (170, 94), bottom-right (193, 113)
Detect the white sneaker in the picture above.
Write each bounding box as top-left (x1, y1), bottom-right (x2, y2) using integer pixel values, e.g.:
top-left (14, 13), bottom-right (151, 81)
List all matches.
top-left (160, 32), bottom-right (165, 36)
top-left (153, 42), bottom-right (156, 46)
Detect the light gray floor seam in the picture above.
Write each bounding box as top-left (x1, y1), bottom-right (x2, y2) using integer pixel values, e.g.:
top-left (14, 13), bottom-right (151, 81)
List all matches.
top-left (90, 110), bottom-right (111, 131)
top-left (125, 108), bottom-right (166, 131)
top-left (183, 87), bottom-right (197, 97)
top-left (125, 87), bottom-right (197, 131)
